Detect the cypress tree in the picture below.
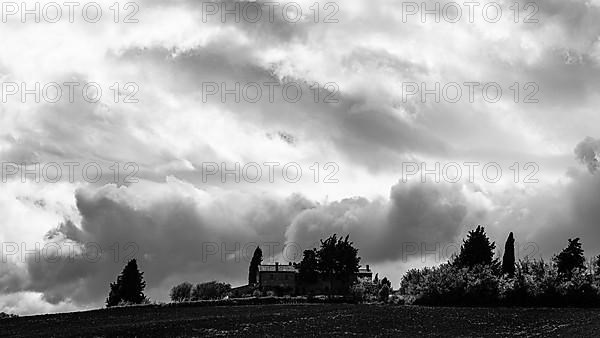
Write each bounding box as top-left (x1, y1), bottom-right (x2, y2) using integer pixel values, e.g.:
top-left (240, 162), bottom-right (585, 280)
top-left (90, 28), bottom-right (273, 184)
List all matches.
top-left (106, 259), bottom-right (147, 307)
top-left (248, 246), bottom-right (262, 285)
top-left (502, 232), bottom-right (516, 276)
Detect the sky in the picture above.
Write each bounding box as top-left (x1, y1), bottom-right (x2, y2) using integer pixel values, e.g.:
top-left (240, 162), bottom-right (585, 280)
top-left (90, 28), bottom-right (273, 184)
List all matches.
top-left (1, 0), bottom-right (600, 315)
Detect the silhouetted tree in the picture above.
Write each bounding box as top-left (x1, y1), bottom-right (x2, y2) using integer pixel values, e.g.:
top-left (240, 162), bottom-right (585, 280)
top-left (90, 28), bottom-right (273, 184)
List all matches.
top-left (0, 312), bottom-right (18, 319)
top-left (170, 282), bottom-right (193, 302)
top-left (373, 273), bottom-right (379, 285)
top-left (553, 238), bottom-right (585, 279)
top-left (317, 234), bottom-right (360, 294)
top-left (380, 277), bottom-right (391, 288)
top-left (248, 246), bottom-right (262, 285)
top-left (378, 284), bottom-right (390, 302)
top-left (106, 280), bottom-right (121, 307)
top-left (191, 281), bottom-right (231, 300)
top-left (106, 259), bottom-right (147, 307)
top-left (502, 232), bottom-right (516, 277)
top-left (452, 225), bottom-right (496, 269)
top-left (297, 249), bottom-right (319, 283)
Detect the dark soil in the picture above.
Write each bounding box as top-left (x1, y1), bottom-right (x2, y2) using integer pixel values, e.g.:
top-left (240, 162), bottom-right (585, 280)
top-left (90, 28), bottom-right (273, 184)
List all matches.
top-left (2, 304), bottom-right (600, 337)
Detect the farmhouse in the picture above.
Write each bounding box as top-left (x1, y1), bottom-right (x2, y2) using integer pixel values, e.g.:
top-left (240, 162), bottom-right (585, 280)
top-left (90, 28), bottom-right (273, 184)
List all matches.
top-left (258, 262), bottom-right (373, 295)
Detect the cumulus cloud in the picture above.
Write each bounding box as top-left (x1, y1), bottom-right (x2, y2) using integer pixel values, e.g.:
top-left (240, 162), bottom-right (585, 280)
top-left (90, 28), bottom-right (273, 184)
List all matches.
top-left (1, 177), bottom-right (474, 312)
top-left (2, 0), bottom-right (600, 314)
top-left (18, 178), bottom-right (313, 306)
top-left (285, 182), bottom-right (469, 263)
top-left (575, 136), bottom-right (600, 173)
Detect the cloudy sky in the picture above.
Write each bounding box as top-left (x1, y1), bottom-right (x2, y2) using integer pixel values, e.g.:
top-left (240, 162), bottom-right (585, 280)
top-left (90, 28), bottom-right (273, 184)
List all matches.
top-left (1, 0), bottom-right (600, 315)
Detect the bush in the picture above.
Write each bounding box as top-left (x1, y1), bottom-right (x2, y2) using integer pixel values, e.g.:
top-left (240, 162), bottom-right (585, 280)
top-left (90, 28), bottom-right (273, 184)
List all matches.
top-left (351, 279), bottom-right (379, 302)
top-left (558, 269), bottom-right (599, 306)
top-left (378, 284), bottom-right (390, 302)
top-left (191, 281), bottom-right (231, 301)
top-left (401, 258), bottom-right (600, 307)
top-left (401, 263), bottom-right (500, 306)
top-left (0, 312), bottom-right (18, 320)
top-left (388, 294), bottom-right (405, 305)
top-left (170, 282), bottom-right (193, 302)
top-left (116, 298), bottom-right (151, 307)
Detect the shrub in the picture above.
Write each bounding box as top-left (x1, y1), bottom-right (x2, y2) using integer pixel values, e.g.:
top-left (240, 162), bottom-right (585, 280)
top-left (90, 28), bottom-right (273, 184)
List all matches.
top-left (558, 270), bottom-right (599, 306)
top-left (116, 298), bottom-right (151, 307)
top-left (0, 312), bottom-right (18, 319)
top-left (191, 281), bottom-right (231, 300)
top-left (400, 263), bottom-right (499, 306)
top-left (170, 282), bottom-right (193, 302)
top-left (400, 234), bottom-right (600, 307)
top-left (388, 294), bottom-right (405, 305)
top-left (401, 257), bottom-right (600, 307)
top-left (351, 279), bottom-right (379, 302)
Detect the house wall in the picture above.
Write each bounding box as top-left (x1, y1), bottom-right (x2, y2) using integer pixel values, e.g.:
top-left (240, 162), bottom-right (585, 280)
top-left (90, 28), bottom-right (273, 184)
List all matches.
top-left (258, 271), bottom-right (297, 293)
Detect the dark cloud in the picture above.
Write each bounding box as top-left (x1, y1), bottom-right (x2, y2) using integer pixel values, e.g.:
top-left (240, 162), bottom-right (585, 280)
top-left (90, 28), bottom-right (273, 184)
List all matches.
top-left (22, 180), bottom-right (314, 305)
top-left (10, 177), bottom-right (470, 307)
top-left (284, 181), bottom-right (468, 263)
top-left (574, 136), bottom-right (600, 173)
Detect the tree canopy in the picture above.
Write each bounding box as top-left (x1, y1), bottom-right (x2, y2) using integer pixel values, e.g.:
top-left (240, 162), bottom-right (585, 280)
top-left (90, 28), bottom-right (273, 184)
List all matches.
top-left (296, 234), bottom-right (361, 294)
top-left (553, 238), bottom-right (586, 279)
top-left (452, 225), bottom-right (496, 269)
top-left (106, 259), bottom-right (147, 307)
top-left (297, 249), bottom-right (319, 283)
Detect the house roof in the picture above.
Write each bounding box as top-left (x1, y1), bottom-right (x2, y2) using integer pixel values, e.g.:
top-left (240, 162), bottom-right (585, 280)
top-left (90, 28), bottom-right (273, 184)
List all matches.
top-left (258, 264), bottom-right (373, 274)
top-left (258, 264), bottom-right (297, 272)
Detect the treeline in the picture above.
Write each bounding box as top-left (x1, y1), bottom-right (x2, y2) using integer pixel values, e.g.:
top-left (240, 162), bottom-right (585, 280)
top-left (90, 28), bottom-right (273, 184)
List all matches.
top-left (104, 228), bottom-right (600, 308)
top-left (170, 281), bottom-right (231, 302)
top-left (0, 312), bottom-right (19, 320)
top-left (400, 226), bottom-right (600, 307)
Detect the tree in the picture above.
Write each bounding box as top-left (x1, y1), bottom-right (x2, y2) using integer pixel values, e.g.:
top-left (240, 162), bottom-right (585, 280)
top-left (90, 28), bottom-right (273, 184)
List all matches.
top-left (106, 259), bottom-right (147, 307)
top-left (248, 246), bottom-right (262, 285)
top-left (191, 281), bottom-right (231, 300)
top-left (297, 249), bottom-right (319, 283)
top-left (373, 273), bottom-right (379, 285)
top-left (106, 280), bottom-right (121, 307)
top-left (0, 312), bottom-right (18, 319)
top-left (170, 282), bottom-right (193, 302)
top-left (316, 234), bottom-right (360, 294)
top-left (380, 277), bottom-right (391, 288)
top-left (502, 232), bottom-right (516, 277)
top-left (378, 284), bottom-right (390, 302)
top-left (452, 225), bottom-right (496, 269)
top-left (553, 238), bottom-right (585, 279)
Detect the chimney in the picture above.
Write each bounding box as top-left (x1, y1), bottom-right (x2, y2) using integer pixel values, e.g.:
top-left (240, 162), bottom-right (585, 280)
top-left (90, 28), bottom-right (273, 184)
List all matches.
top-left (366, 264), bottom-right (370, 271)
top-left (275, 262), bottom-right (279, 271)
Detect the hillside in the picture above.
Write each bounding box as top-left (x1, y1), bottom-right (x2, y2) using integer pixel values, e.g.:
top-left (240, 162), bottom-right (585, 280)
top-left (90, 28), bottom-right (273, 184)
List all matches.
top-left (2, 304), bottom-right (600, 337)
